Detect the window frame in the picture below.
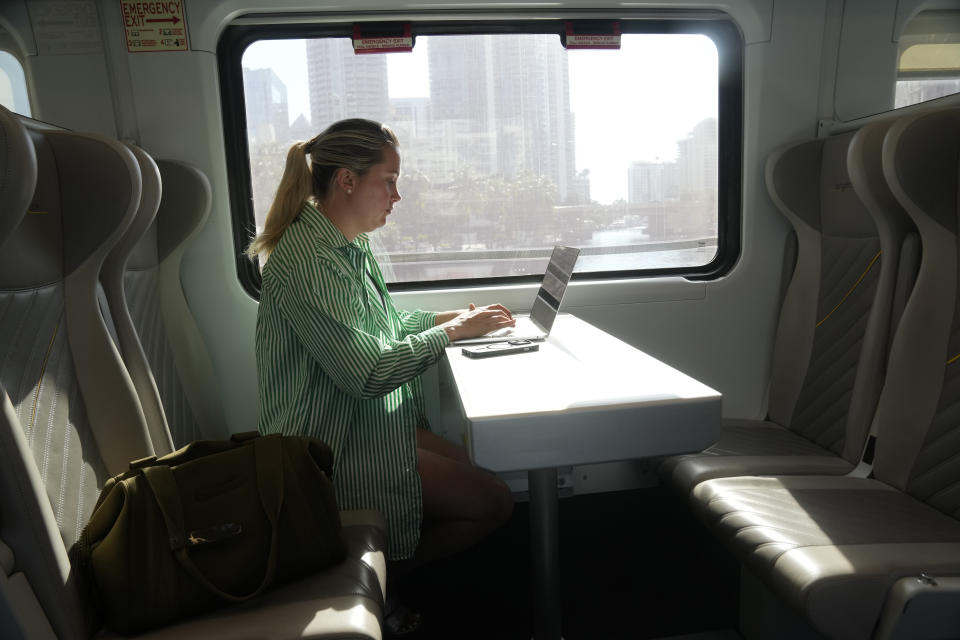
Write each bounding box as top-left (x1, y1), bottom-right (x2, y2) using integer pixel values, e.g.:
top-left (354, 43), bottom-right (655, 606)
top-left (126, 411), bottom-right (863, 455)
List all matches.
top-left (218, 13), bottom-right (743, 298)
top-left (894, 9), bottom-right (960, 102)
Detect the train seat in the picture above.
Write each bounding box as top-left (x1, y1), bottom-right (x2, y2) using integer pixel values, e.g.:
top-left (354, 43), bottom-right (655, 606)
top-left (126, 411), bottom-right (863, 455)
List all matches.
top-left (0, 102), bottom-right (49, 637)
top-left (661, 119), bottom-right (915, 495)
top-left (100, 144), bottom-right (178, 456)
top-left (691, 107), bottom-right (960, 640)
top-left (138, 158), bottom-right (231, 446)
top-left (101, 153), bottom-right (230, 451)
top-left (0, 113), bottom-right (386, 639)
top-left (0, 114), bottom-right (153, 640)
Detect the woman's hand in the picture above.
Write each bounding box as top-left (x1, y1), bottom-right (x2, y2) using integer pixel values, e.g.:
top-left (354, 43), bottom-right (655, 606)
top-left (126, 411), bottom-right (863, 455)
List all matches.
top-left (439, 304), bottom-right (515, 342)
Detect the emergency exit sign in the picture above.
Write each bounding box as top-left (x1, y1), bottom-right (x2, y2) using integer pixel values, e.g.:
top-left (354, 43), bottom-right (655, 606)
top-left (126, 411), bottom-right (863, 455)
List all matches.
top-left (121, 1), bottom-right (187, 52)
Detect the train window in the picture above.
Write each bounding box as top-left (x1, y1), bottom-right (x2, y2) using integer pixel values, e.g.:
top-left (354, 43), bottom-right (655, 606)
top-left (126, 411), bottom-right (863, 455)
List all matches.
top-left (0, 50), bottom-right (31, 116)
top-left (895, 10), bottom-right (960, 108)
top-left (220, 19), bottom-right (742, 293)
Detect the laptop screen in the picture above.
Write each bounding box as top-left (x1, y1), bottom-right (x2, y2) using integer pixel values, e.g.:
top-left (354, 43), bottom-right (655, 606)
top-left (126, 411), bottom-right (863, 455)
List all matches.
top-left (530, 246), bottom-right (580, 332)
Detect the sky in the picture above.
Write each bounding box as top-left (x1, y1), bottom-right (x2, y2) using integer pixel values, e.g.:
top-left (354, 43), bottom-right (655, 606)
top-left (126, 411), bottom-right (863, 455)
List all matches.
top-left (241, 34), bottom-right (717, 204)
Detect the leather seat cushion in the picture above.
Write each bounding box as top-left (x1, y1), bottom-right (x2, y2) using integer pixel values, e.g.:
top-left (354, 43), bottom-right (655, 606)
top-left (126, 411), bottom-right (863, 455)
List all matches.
top-left (661, 419), bottom-right (854, 494)
top-left (98, 510), bottom-right (387, 640)
top-left (693, 475), bottom-right (960, 639)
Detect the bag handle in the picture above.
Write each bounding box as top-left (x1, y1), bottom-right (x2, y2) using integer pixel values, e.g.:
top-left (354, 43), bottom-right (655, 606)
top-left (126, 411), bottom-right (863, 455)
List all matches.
top-left (141, 435), bottom-right (285, 602)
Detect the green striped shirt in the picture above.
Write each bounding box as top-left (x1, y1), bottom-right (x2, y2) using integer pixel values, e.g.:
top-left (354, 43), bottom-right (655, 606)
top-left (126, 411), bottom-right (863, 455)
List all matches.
top-left (255, 202), bottom-right (449, 559)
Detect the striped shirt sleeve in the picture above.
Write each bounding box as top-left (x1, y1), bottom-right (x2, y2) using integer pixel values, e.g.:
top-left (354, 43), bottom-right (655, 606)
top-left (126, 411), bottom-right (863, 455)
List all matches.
top-left (397, 309), bottom-right (439, 337)
top-left (280, 260), bottom-right (448, 400)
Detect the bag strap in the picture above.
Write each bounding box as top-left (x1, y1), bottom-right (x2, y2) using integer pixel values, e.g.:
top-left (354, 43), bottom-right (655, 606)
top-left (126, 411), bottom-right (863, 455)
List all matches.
top-left (141, 435), bottom-right (285, 602)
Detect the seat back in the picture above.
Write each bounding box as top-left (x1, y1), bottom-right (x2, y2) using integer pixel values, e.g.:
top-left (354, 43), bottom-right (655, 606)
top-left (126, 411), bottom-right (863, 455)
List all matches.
top-left (873, 107), bottom-right (960, 517)
top-left (120, 159), bottom-right (228, 447)
top-left (0, 104), bottom-right (52, 640)
top-left (0, 106), bottom-right (36, 241)
top-left (0, 114), bottom-right (152, 640)
top-left (764, 129), bottom-right (910, 463)
top-left (844, 117), bottom-right (920, 463)
top-left (102, 144), bottom-right (176, 455)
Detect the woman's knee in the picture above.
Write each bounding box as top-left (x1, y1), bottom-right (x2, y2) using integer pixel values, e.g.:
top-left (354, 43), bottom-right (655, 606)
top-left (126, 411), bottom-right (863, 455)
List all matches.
top-left (418, 447), bottom-right (513, 529)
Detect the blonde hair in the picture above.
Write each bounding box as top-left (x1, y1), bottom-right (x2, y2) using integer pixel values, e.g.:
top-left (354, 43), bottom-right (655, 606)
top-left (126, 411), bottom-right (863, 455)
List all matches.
top-left (246, 118), bottom-right (399, 260)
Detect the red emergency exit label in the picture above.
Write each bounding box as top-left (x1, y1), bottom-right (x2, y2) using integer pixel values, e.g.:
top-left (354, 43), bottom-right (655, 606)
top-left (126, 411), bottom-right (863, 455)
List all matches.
top-left (121, 1), bottom-right (188, 52)
top-left (353, 23), bottom-right (414, 54)
top-left (563, 21), bottom-right (621, 50)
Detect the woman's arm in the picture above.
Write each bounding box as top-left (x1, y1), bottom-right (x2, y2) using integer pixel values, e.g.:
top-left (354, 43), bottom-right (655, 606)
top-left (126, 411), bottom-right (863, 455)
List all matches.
top-left (433, 310), bottom-right (463, 325)
top-left (403, 305), bottom-right (516, 340)
top-left (397, 309), bottom-right (440, 338)
top-left (283, 262), bottom-right (447, 400)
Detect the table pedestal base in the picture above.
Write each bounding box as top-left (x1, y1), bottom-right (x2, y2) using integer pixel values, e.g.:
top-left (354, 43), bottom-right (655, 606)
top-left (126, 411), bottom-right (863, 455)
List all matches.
top-left (529, 467), bottom-right (562, 640)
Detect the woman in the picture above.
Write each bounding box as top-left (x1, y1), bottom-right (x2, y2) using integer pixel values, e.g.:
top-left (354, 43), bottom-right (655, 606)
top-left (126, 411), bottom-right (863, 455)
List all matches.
top-left (247, 119), bottom-right (515, 611)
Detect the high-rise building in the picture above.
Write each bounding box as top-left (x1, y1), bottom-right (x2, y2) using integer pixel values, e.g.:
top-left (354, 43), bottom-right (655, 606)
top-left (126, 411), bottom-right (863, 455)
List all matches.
top-left (306, 38), bottom-right (390, 129)
top-left (569, 169), bottom-right (591, 204)
top-left (676, 118), bottom-right (718, 201)
top-left (633, 118), bottom-right (717, 204)
top-left (388, 98), bottom-right (460, 179)
top-left (391, 97), bottom-right (431, 128)
top-left (288, 113), bottom-right (314, 143)
top-left (628, 161), bottom-right (665, 203)
top-left (242, 67), bottom-right (289, 143)
top-left (427, 34), bottom-right (577, 202)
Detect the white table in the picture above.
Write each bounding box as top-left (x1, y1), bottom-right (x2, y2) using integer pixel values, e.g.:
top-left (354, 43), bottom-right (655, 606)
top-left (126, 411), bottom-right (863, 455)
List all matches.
top-left (438, 314), bottom-right (721, 640)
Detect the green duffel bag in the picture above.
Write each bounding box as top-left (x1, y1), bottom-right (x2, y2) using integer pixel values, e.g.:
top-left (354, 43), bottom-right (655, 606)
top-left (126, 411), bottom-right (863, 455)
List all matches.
top-left (76, 431), bottom-right (347, 635)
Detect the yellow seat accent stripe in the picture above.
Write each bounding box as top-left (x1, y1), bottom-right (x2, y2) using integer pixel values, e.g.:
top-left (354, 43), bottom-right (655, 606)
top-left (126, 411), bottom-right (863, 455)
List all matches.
top-left (947, 353), bottom-right (960, 366)
top-left (815, 250), bottom-right (882, 328)
top-left (29, 318), bottom-right (61, 432)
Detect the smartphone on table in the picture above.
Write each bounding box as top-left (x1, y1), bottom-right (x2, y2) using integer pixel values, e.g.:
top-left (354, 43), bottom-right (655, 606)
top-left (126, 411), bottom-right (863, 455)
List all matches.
top-left (461, 339), bottom-right (540, 359)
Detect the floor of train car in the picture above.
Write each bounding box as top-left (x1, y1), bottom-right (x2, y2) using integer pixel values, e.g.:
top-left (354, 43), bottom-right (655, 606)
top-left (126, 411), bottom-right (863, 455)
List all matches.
top-left (398, 485), bottom-right (741, 640)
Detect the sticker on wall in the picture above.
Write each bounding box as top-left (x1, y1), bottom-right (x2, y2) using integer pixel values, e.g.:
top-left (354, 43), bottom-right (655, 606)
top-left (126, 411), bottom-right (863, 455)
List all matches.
top-left (352, 23), bottom-right (414, 54)
top-left (120, 0), bottom-right (188, 52)
top-left (562, 21), bottom-right (622, 50)
top-left (28, 0), bottom-right (103, 55)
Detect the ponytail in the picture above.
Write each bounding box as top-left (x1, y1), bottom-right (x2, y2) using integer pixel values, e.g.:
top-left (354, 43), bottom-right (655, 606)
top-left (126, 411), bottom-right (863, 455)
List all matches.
top-left (246, 142), bottom-right (314, 260)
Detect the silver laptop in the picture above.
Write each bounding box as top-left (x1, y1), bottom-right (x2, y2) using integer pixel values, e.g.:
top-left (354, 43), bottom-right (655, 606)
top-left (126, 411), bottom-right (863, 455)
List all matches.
top-left (454, 245), bottom-right (581, 345)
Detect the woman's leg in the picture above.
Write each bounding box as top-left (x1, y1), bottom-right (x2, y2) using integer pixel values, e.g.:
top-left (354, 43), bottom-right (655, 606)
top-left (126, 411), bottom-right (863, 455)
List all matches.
top-left (413, 429), bottom-right (514, 566)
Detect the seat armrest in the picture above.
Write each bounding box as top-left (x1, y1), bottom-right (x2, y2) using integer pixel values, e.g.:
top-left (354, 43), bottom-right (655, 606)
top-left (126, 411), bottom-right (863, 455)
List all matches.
top-left (340, 510), bottom-right (388, 600)
top-left (874, 575), bottom-right (960, 640)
